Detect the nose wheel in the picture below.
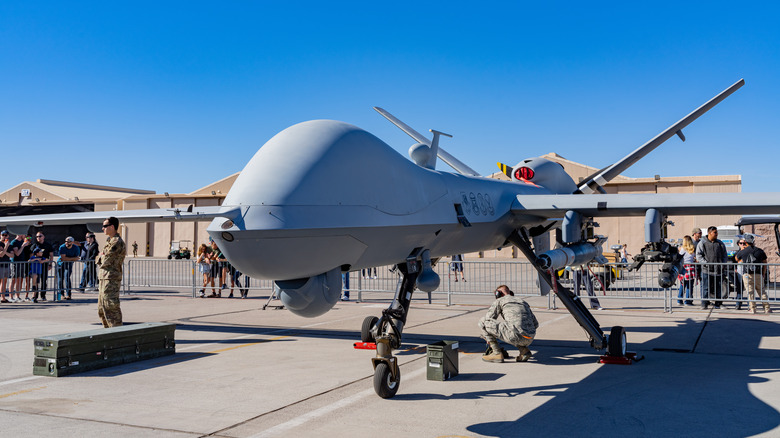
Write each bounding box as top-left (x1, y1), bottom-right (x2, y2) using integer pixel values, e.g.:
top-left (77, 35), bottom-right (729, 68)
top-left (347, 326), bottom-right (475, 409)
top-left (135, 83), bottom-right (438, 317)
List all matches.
top-left (360, 262), bottom-right (419, 398)
top-left (373, 356), bottom-right (400, 398)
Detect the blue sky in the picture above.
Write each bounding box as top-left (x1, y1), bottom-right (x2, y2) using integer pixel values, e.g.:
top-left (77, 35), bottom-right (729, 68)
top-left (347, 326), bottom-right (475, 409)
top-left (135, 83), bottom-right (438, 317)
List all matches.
top-left (2, 2), bottom-right (778, 194)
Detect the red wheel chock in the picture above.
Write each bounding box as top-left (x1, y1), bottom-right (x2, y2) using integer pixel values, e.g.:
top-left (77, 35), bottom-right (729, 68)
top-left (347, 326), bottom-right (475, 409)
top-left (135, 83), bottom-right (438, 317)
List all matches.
top-left (599, 351), bottom-right (643, 365)
top-left (353, 342), bottom-right (377, 350)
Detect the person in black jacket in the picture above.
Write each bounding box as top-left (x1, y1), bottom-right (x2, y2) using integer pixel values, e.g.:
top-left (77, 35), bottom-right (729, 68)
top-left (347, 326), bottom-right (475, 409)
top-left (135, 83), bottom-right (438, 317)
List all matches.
top-left (695, 226), bottom-right (728, 309)
top-left (735, 234), bottom-right (771, 314)
top-left (78, 233), bottom-right (100, 291)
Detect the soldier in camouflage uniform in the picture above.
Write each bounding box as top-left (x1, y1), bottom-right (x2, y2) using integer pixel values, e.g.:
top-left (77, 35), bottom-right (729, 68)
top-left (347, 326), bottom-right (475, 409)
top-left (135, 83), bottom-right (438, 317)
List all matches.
top-left (478, 285), bottom-right (539, 363)
top-left (96, 217), bottom-right (126, 328)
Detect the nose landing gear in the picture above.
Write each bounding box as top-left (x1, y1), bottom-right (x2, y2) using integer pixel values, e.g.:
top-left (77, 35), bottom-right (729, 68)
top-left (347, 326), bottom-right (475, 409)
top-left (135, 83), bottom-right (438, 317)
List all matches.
top-left (362, 263), bottom-right (420, 398)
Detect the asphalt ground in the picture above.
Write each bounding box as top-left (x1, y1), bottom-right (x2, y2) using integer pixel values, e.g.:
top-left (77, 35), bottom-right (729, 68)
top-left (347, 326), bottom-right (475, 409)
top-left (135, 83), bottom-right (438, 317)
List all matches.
top-left (1, 288), bottom-right (780, 437)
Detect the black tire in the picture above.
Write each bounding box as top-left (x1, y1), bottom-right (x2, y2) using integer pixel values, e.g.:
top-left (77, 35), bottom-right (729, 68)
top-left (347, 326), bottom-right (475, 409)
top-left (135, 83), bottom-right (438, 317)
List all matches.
top-left (607, 326), bottom-right (626, 357)
top-left (373, 362), bottom-right (400, 399)
top-left (167, 255), bottom-right (172, 260)
top-left (361, 316), bottom-right (378, 343)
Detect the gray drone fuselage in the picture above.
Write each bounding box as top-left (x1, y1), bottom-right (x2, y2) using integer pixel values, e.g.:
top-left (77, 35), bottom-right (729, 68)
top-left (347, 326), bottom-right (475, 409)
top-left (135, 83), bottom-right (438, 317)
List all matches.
top-left (209, 120), bottom-right (555, 282)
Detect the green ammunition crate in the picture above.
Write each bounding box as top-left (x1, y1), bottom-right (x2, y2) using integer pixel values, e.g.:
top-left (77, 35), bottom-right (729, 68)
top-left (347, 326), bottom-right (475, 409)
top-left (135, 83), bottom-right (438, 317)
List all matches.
top-left (426, 340), bottom-right (459, 381)
top-left (33, 322), bottom-right (176, 377)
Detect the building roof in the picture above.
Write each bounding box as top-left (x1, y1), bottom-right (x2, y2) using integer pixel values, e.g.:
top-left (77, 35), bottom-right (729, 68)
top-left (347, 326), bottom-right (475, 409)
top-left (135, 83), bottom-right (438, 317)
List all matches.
top-left (0, 179), bottom-right (154, 206)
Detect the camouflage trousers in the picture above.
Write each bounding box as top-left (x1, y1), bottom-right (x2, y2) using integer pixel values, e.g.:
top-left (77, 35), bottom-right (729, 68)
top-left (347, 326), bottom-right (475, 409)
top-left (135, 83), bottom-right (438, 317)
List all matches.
top-left (98, 277), bottom-right (123, 328)
top-left (478, 316), bottom-right (533, 348)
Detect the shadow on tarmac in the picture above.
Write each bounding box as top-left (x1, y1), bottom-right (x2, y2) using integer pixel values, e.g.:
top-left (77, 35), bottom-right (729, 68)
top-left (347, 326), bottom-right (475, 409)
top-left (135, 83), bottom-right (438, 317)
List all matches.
top-left (463, 317), bottom-right (780, 437)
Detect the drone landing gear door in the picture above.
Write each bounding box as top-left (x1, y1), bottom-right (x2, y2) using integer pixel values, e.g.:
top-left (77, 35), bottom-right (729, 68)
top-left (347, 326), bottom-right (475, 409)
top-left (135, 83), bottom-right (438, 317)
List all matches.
top-left (533, 233), bottom-right (551, 296)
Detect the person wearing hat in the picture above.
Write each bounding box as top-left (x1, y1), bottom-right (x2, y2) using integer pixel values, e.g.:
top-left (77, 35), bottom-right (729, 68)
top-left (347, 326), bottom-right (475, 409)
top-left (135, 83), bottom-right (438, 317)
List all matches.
top-left (695, 226), bottom-right (728, 309)
top-left (691, 227), bottom-right (703, 248)
top-left (735, 234), bottom-right (771, 314)
top-left (57, 236), bottom-right (81, 300)
top-left (478, 285), bottom-right (539, 363)
top-left (96, 216), bottom-right (125, 327)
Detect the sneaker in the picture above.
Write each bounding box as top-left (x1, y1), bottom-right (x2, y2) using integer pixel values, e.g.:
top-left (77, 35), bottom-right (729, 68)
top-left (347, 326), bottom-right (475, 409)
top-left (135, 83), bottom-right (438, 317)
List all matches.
top-left (0, 299), bottom-right (8, 303)
top-left (221, 284), bottom-right (227, 290)
top-left (713, 305), bottom-right (721, 309)
top-left (341, 296), bottom-right (349, 301)
top-left (40, 297), bottom-right (47, 302)
top-left (594, 307), bottom-right (604, 311)
top-left (25, 298), bottom-right (31, 302)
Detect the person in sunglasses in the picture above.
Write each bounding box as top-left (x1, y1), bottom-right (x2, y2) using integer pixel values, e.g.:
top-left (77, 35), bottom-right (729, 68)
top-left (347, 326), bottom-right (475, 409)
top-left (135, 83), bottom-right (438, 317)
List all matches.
top-left (96, 217), bottom-right (126, 327)
top-left (735, 234), bottom-right (771, 314)
top-left (57, 236), bottom-right (81, 300)
top-left (478, 285), bottom-right (539, 363)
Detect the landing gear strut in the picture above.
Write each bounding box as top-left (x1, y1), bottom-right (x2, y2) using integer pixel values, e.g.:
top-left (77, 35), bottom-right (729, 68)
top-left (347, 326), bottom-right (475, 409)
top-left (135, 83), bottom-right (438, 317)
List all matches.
top-left (366, 263), bottom-right (419, 398)
top-left (510, 229), bottom-right (640, 365)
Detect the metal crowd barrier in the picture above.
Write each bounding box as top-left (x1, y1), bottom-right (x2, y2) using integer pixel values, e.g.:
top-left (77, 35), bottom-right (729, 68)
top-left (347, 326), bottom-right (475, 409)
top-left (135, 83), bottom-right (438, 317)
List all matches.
top-left (6, 258), bottom-right (772, 312)
top-left (123, 259), bottom-right (275, 297)
top-left (0, 260), bottom-right (99, 302)
top-left (345, 260), bottom-right (779, 312)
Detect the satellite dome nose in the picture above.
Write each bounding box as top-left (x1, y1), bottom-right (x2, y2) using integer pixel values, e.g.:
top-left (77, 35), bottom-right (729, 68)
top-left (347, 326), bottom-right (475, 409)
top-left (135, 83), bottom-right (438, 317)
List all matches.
top-left (409, 142), bottom-right (432, 168)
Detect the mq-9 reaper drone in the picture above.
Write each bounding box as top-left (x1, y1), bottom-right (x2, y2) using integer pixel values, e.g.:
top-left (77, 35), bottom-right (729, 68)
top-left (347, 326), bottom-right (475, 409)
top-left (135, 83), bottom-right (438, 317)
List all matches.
top-left (5, 79), bottom-right (780, 398)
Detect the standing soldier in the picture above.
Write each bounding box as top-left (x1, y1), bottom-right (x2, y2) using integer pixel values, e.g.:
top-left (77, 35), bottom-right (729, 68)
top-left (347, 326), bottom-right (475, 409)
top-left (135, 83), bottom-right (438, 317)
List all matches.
top-left (478, 285), bottom-right (539, 363)
top-left (96, 217), bottom-right (125, 327)
top-left (132, 241), bottom-right (138, 257)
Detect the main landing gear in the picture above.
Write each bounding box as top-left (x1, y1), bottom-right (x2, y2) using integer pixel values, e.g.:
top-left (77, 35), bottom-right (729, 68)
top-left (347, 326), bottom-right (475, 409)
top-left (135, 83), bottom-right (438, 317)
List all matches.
top-left (508, 230), bottom-right (638, 363)
top-left (360, 263), bottom-right (419, 399)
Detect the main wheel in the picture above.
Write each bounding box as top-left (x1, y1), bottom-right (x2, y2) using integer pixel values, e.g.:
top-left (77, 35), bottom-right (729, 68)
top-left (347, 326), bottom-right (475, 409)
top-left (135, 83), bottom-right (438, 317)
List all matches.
top-left (373, 362), bottom-right (400, 398)
top-left (361, 316), bottom-right (378, 342)
top-left (607, 326), bottom-right (626, 357)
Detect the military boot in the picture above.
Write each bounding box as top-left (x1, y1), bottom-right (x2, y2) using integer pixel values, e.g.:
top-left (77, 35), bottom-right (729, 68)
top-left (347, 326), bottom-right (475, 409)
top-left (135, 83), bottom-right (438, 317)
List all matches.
top-left (516, 346), bottom-right (532, 362)
top-left (482, 341), bottom-right (504, 363)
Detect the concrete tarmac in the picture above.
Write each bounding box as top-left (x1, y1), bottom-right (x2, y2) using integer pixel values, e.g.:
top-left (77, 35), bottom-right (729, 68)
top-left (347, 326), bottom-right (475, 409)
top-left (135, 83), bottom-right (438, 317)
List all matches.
top-left (2, 289), bottom-right (780, 437)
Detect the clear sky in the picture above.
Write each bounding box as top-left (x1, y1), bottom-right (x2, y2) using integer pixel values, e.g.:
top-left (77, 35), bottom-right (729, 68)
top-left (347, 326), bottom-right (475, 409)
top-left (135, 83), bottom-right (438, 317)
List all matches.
top-left (2, 2), bottom-right (778, 195)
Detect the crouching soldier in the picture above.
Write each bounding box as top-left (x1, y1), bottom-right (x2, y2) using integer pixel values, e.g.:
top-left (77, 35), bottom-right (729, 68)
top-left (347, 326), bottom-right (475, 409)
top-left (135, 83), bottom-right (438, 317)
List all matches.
top-left (478, 285), bottom-right (539, 363)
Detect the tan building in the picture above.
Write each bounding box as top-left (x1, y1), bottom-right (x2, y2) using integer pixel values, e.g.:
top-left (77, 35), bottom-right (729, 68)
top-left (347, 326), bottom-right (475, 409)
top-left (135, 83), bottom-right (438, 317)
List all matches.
top-left (0, 179), bottom-right (155, 248)
top-left (119, 173), bottom-right (237, 257)
top-left (476, 152), bottom-right (743, 259)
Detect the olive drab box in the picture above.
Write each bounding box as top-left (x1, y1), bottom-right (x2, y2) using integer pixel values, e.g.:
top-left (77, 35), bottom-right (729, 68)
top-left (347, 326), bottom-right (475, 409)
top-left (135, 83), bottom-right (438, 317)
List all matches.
top-left (33, 322), bottom-right (176, 377)
top-left (426, 340), bottom-right (459, 381)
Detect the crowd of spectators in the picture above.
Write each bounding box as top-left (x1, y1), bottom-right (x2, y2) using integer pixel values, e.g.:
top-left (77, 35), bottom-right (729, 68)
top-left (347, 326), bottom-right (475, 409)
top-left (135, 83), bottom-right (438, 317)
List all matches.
top-left (196, 238), bottom-right (250, 299)
top-left (0, 230), bottom-right (101, 303)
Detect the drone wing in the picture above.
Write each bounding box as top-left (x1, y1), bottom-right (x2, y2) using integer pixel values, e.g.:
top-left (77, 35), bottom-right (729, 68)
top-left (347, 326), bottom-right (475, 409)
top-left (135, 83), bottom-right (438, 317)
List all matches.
top-left (0, 206), bottom-right (241, 235)
top-left (512, 192), bottom-right (780, 219)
